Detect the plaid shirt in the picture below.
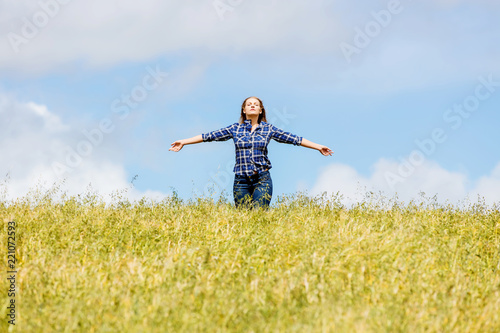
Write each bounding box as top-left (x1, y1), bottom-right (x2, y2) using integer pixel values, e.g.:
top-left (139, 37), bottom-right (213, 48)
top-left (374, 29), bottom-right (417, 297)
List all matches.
top-left (202, 119), bottom-right (303, 176)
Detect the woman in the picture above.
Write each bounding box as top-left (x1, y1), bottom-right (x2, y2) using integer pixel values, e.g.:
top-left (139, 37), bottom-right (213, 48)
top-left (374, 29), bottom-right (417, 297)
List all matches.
top-left (169, 96), bottom-right (333, 209)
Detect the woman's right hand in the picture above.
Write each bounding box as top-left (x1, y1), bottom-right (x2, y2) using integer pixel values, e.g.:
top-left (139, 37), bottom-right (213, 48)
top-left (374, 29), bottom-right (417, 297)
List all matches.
top-left (169, 140), bottom-right (185, 152)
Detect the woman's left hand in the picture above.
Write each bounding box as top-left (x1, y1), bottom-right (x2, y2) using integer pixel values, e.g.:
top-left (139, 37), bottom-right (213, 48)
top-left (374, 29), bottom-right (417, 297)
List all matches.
top-left (318, 146), bottom-right (334, 156)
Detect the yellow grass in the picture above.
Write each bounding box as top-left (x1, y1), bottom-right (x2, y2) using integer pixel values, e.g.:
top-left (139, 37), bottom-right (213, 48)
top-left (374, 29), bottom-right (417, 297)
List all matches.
top-left (1, 189), bottom-right (499, 332)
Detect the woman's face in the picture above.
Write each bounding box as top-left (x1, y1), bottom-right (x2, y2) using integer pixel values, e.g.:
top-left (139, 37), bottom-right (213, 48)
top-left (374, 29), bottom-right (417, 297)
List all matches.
top-left (244, 97), bottom-right (262, 117)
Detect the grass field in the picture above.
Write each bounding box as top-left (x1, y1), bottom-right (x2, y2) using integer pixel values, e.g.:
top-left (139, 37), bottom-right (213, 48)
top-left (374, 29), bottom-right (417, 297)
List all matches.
top-left (1, 190), bottom-right (499, 332)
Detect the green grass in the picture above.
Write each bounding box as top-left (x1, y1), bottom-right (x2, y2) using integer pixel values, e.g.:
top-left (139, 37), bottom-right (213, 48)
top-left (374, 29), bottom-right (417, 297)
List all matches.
top-left (1, 190), bottom-right (499, 332)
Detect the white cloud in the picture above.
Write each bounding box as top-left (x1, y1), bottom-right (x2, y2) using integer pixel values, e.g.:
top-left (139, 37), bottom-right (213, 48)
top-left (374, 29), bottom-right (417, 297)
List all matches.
top-left (0, 93), bottom-right (166, 202)
top-left (309, 158), bottom-right (499, 206)
top-left (0, 0), bottom-right (343, 74)
top-left (0, 0), bottom-right (498, 96)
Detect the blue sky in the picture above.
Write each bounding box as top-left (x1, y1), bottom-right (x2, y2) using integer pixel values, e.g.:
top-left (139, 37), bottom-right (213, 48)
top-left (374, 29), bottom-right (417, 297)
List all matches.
top-left (1, 0), bottom-right (499, 205)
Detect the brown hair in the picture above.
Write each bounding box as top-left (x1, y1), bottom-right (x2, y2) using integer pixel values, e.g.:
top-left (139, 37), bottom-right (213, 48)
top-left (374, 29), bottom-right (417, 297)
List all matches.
top-left (239, 96), bottom-right (268, 124)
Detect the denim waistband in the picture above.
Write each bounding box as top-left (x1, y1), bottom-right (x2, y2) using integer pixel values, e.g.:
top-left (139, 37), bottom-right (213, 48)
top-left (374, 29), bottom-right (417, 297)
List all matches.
top-left (236, 170), bottom-right (269, 179)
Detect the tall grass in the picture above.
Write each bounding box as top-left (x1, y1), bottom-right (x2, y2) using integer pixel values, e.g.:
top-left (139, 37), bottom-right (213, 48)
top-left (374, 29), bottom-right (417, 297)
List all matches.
top-left (1, 189), bottom-right (499, 332)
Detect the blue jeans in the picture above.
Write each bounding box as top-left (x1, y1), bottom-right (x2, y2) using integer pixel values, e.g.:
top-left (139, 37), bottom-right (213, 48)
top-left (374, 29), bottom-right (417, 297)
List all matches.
top-left (233, 170), bottom-right (273, 209)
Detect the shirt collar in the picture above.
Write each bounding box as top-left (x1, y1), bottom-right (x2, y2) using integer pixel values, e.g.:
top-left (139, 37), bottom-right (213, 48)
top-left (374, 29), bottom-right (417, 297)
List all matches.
top-left (244, 119), bottom-right (266, 125)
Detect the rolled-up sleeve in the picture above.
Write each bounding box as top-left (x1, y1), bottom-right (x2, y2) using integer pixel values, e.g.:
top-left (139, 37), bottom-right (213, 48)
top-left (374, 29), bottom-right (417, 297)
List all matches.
top-left (271, 125), bottom-right (303, 146)
top-left (202, 123), bottom-right (235, 142)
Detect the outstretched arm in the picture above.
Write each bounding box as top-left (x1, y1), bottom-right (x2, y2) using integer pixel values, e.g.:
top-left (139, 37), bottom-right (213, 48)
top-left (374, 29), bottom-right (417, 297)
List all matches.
top-left (301, 138), bottom-right (334, 156)
top-left (270, 125), bottom-right (333, 156)
top-left (171, 124), bottom-right (235, 152)
top-left (169, 135), bottom-right (203, 152)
